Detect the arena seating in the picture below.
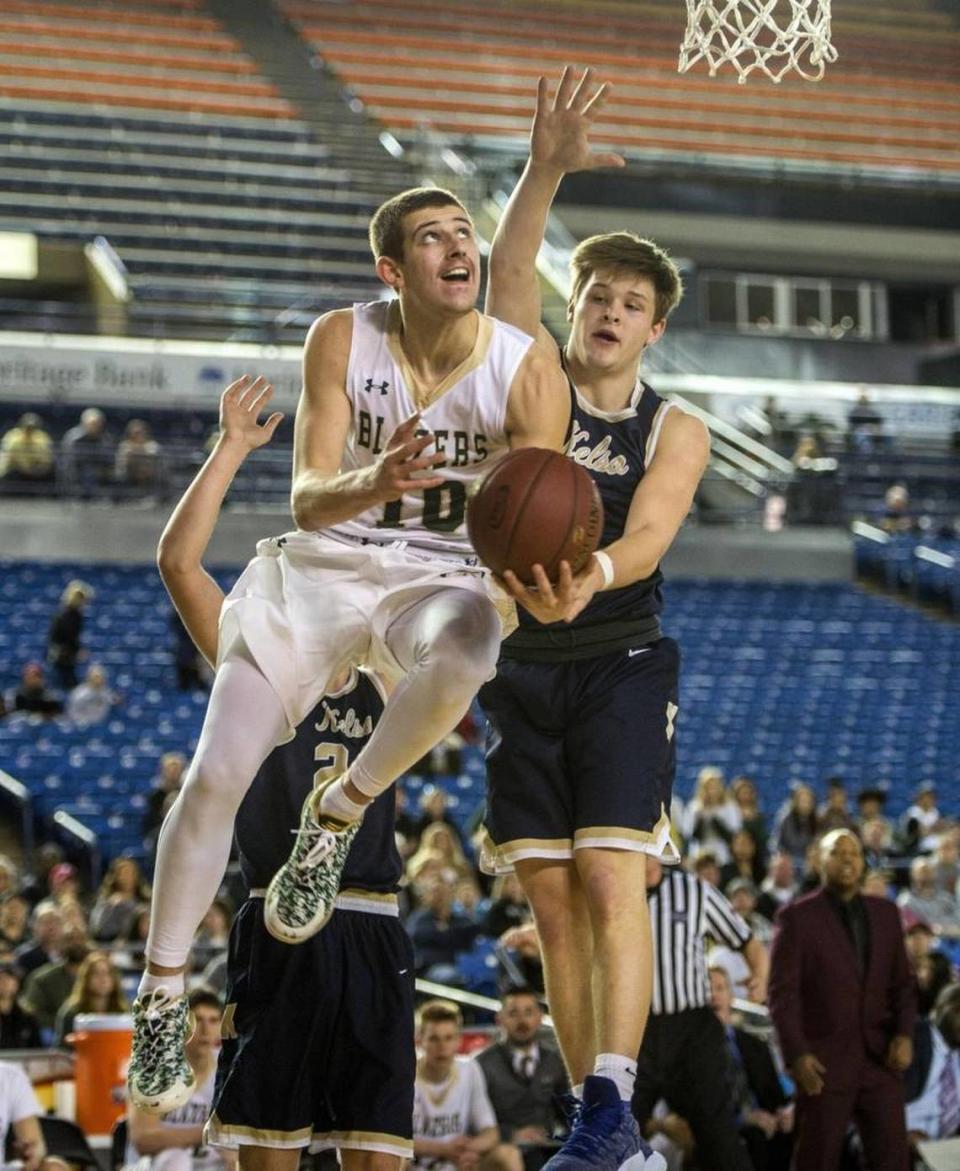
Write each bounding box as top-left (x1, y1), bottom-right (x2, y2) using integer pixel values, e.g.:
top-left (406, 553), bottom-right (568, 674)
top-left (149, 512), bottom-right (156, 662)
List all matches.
top-left (2, 562), bottom-right (958, 869)
top-left (284, 0), bottom-right (960, 179)
top-left (0, 0), bottom-right (401, 342)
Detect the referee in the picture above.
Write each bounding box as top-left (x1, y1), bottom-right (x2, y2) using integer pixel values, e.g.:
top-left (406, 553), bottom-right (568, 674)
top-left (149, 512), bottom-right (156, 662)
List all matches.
top-left (633, 857), bottom-right (770, 1171)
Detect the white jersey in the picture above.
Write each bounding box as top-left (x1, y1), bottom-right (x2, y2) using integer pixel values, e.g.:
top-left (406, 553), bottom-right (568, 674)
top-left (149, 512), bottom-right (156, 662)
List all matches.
top-left (0, 1061), bottom-right (41, 1151)
top-left (126, 1070), bottom-right (225, 1171)
top-left (332, 299), bottom-right (533, 557)
top-left (412, 1057), bottom-right (497, 1171)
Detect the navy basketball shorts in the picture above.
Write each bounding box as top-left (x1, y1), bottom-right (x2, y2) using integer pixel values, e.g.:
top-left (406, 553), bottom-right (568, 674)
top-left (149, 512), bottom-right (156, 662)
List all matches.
top-left (205, 895), bottom-right (415, 1161)
top-left (479, 637), bottom-right (681, 873)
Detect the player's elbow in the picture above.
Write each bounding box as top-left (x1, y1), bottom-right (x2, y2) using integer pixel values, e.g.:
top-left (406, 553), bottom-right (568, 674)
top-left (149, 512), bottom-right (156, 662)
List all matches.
top-left (156, 538), bottom-right (194, 583)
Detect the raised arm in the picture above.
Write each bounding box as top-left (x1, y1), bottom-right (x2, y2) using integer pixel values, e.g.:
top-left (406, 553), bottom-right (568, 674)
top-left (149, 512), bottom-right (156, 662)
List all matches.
top-left (291, 309), bottom-right (446, 531)
top-left (485, 67), bottom-right (624, 339)
top-left (157, 375), bottom-right (283, 666)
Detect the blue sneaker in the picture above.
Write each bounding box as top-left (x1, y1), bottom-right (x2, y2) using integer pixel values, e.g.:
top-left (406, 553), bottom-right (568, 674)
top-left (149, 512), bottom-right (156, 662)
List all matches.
top-left (543, 1076), bottom-right (666, 1171)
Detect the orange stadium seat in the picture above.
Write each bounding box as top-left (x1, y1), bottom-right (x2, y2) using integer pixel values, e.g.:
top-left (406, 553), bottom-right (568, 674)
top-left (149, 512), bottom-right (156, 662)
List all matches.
top-left (282, 0), bottom-right (960, 177)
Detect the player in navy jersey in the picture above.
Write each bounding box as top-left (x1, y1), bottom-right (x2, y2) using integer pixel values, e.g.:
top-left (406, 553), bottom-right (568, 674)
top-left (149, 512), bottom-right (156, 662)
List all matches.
top-left (149, 377), bottom-right (414, 1170)
top-left (480, 70), bottom-right (710, 1171)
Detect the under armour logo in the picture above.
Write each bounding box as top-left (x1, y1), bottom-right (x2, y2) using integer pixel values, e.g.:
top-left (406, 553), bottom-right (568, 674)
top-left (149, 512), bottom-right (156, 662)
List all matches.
top-left (364, 377), bottom-right (390, 395)
top-left (666, 701), bottom-right (678, 742)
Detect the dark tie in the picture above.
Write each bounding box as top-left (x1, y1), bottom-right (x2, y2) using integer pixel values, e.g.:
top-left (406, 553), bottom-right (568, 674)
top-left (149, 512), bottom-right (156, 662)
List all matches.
top-left (940, 1055), bottom-right (960, 1137)
top-left (725, 1029), bottom-right (754, 1120)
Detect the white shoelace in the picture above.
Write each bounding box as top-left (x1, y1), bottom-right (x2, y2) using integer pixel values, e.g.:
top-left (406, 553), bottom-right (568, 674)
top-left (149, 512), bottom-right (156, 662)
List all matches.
top-left (290, 824), bottom-right (338, 870)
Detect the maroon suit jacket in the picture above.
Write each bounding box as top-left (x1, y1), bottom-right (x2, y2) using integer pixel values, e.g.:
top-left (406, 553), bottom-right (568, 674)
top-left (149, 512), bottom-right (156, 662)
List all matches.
top-left (768, 888), bottom-right (915, 1091)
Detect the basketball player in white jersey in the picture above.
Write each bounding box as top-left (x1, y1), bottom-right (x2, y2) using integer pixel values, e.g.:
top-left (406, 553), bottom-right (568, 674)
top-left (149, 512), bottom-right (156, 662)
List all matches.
top-left (413, 1000), bottom-right (520, 1171)
top-left (481, 71), bottom-right (710, 1171)
top-left (128, 187), bottom-right (569, 1114)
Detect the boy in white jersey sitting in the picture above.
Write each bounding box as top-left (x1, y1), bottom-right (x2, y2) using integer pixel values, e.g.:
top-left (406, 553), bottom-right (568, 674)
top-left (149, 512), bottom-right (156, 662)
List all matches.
top-left (128, 188), bottom-right (569, 1114)
top-left (125, 989), bottom-right (233, 1171)
top-left (414, 1000), bottom-right (520, 1171)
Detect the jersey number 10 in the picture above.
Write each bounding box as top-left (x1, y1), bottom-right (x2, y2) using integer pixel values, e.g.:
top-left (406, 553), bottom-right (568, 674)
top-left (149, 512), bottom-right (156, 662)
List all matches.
top-left (379, 481), bottom-right (467, 533)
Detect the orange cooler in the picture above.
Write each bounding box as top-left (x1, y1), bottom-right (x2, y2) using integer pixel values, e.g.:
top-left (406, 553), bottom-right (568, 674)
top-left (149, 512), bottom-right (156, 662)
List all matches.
top-left (71, 1013), bottom-right (133, 1139)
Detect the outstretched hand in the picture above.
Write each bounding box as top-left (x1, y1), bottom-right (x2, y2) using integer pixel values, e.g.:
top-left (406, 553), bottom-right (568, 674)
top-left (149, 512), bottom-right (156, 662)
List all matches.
top-left (219, 375), bottom-right (284, 450)
top-left (500, 556), bottom-right (604, 624)
top-left (530, 66), bottom-right (626, 176)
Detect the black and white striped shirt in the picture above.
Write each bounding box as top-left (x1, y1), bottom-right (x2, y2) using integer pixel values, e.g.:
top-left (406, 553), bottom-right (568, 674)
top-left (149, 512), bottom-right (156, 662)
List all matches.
top-left (649, 870), bottom-right (752, 1015)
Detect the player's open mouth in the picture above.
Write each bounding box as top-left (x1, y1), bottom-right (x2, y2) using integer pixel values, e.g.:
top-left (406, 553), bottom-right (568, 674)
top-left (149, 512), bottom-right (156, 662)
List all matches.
top-left (440, 268), bottom-right (471, 282)
top-left (592, 329), bottom-right (619, 343)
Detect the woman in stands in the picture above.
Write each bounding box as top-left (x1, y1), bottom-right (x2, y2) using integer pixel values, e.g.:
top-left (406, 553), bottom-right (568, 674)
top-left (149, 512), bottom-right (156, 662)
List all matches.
top-left (54, 950), bottom-right (129, 1046)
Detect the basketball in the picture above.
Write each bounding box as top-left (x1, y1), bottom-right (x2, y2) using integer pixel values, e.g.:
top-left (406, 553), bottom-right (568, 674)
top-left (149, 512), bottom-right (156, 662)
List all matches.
top-left (467, 448), bottom-right (604, 585)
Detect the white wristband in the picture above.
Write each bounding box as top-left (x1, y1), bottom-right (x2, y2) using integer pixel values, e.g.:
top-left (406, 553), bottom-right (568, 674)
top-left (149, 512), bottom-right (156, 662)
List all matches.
top-left (593, 550), bottom-right (615, 589)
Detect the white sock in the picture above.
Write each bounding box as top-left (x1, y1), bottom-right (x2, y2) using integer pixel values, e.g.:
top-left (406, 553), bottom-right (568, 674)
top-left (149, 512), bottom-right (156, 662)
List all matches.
top-left (318, 777), bottom-right (367, 824)
top-left (572, 1084), bottom-right (584, 1101)
top-left (138, 969), bottom-right (185, 1000)
top-left (593, 1053), bottom-right (637, 1102)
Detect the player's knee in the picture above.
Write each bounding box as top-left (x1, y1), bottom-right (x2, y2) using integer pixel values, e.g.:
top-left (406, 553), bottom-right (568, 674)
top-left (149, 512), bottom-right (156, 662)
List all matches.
top-left (429, 598), bottom-right (500, 687)
top-left (179, 751), bottom-right (247, 817)
top-left (578, 853), bottom-right (648, 924)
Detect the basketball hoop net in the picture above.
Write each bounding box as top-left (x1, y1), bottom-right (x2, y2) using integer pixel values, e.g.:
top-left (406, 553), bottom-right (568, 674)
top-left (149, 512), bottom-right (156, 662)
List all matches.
top-left (679, 0), bottom-right (838, 84)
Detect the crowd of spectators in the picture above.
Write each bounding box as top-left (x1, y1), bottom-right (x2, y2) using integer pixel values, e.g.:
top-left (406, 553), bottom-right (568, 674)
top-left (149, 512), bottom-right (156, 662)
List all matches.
top-left (0, 716), bottom-right (956, 1169)
top-left (0, 407), bottom-right (169, 503)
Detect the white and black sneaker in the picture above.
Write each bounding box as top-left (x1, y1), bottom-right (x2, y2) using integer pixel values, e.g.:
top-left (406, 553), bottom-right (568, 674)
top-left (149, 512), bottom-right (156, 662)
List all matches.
top-left (127, 988), bottom-right (195, 1114)
top-left (263, 788), bottom-right (362, 944)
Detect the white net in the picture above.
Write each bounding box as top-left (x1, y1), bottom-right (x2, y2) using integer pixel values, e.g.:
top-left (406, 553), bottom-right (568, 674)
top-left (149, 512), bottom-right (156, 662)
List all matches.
top-left (679, 0), bottom-right (838, 84)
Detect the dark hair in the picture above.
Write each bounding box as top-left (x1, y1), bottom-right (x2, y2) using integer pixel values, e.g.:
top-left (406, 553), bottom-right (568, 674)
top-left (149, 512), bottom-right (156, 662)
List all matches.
top-left (188, 986), bottom-right (222, 1013)
top-left (369, 187), bottom-right (469, 263)
top-left (501, 986), bottom-right (540, 1005)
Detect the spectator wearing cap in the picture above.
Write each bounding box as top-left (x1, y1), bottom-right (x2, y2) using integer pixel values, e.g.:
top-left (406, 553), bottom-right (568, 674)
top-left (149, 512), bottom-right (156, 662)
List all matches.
top-left (47, 863), bottom-right (81, 910)
top-left (61, 406), bottom-right (114, 499)
top-left (899, 858), bottom-right (960, 939)
top-left (905, 984), bottom-right (960, 1153)
top-left (900, 784), bottom-right (947, 856)
top-left (817, 778), bottom-right (858, 835)
top-left (15, 902), bottom-right (62, 977)
top-left (0, 413), bottom-right (53, 489)
top-left (10, 664), bottom-right (62, 718)
top-left (46, 581), bottom-right (93, 691)
top-left (0, 962), bottom-right (40, 1049)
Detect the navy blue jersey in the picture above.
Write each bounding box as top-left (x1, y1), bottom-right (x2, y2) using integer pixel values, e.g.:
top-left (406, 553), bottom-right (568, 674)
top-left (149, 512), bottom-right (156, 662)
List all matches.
top-left (504, 376), bottom-right (673, 661)
top-left (234, 669), bottom-right (401, 895)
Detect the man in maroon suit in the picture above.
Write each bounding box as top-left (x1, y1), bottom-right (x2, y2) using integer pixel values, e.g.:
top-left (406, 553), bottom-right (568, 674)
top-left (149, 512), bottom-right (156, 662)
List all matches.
top-left (768, 828), bottom-right (915, 1171)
